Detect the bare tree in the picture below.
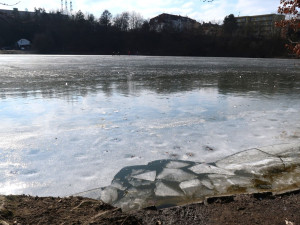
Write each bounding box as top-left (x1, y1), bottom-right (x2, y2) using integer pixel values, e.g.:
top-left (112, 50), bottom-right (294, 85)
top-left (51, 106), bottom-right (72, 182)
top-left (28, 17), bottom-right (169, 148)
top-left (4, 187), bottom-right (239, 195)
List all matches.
top-left (99, 10), bottom-right (112, 27)
top-left (0, 1), bottom-right (20, 6)
top-left (128, 11), bottom-right (144, 30)
top-left (113, 12), bottom-right (129, 31)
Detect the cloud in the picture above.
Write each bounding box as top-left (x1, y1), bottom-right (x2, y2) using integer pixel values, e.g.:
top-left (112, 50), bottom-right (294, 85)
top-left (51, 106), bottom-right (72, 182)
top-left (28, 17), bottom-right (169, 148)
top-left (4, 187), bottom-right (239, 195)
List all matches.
top-left (7, 0), bottom-right (280, 22)
top-left (235, 0), bottom-right (279, 16)
top-left (194, 0), bottom-right (237, 22)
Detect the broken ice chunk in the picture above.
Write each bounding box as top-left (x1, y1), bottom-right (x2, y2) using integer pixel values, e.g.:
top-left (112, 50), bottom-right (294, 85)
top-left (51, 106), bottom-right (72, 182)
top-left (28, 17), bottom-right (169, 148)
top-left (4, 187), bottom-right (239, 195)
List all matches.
top-left (75, 188), bottom-right (102, 200)
top-left (100, 187), bottom-right (118, 204)
top-left (189, 163), bottom-right (234, 175)
top-left (179, 179), bottom-right (201, 190)
top-left (201, 179), bottom-right (214, 190)
top-left (207, 174), bottom-right (232, 194)
top-left (114, 188), bottom-right (152, 211)
top-left (155, 182), bottom-right (183, 197)
top-left (179, 179), bottom-right (214, 197)
top-left (132, 171), bottom-right (156, 181)
top-left (208, 174), bottom-right (252, 194)
top-left (166, 161), bottom-right (191, 169)
top-left (215, 149), bottom-right (283, 175)
top-left (129, 178), bottom-right (153, 187)
top-left (130, 169), bottom-right (146, 176)
top-left (258, 143), bottom-right (300, 167)
top-left (157, 168), bottom-right (197, 182)
top-left (111, 180), bottom-right (126, 190)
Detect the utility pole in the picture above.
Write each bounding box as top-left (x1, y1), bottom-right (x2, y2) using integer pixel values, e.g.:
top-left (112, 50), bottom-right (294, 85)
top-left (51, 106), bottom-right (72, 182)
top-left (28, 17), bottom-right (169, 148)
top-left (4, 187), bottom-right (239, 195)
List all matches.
top-left (65, 0), bottom-right (68, 14)
top-left (61, 0), bottom-right (63, 13)
top-left (70, 0), bottom-right (73, 14)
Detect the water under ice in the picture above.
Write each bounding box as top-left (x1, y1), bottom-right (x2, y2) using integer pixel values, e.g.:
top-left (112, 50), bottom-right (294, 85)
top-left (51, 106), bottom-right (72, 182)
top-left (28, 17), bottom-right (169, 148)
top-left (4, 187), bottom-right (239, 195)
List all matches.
top-left (0, 55), bottom-right (300, 198)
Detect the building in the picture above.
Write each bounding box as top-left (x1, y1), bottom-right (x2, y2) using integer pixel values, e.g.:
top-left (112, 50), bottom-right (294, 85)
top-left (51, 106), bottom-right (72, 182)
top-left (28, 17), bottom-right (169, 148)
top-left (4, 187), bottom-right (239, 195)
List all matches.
top-left (149, 13), bottom-right (200, 32)
top-left (236, 14), bottom-right (285, 37)
top-left (16, 39), bottom-right (31, 49)
top-left (0, 8), bottom-right (35, 17)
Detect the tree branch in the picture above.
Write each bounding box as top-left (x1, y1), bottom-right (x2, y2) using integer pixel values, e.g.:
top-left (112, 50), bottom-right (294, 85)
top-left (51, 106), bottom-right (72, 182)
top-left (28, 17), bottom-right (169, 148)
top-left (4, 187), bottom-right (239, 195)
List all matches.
top-left (0, 1), bottom-right (20, 6)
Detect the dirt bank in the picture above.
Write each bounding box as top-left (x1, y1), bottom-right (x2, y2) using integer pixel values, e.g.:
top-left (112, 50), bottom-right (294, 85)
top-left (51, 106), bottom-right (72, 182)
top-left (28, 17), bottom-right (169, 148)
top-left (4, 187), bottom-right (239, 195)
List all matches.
top-left (0, 50), bottom-right (35, 54)
top-left (1, 190), bottom-right (299, 225)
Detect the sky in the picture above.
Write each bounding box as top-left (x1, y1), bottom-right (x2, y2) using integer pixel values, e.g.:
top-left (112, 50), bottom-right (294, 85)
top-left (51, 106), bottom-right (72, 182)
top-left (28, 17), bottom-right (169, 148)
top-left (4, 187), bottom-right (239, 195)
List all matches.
top-left (1, 0), bottom-right (280, 23)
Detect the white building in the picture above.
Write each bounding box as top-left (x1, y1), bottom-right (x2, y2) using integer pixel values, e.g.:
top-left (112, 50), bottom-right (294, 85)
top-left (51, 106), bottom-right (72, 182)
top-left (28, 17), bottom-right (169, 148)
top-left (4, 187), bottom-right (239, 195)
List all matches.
top-left (16, 39), bottom-right (31, 49)
top-left (149, 13), bottom-right (200, 32)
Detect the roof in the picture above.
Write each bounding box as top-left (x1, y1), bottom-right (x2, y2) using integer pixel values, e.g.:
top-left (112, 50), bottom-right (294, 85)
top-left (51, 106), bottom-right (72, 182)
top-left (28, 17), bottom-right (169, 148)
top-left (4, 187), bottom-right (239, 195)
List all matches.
top-left (236, 14), bottom-right (285, 19)
top-left (149, 13), bottom-right (197, 24)
top-left (17, 39), bottom-right (31, 46)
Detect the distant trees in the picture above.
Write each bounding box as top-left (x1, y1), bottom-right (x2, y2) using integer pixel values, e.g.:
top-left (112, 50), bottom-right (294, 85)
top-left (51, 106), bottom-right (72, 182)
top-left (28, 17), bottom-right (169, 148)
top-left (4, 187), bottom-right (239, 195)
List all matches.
top-left (74, 10), bottom-right (85, 22)
top-left (99, 10), bottom-right (112, 27)
top-left (33, 33), bottom-right (55, 53)
top-left (112, 11), bottom-right (145, 31)
top-left (0, 8), bottom-right (286, 57)
top-left (113, 12), bottom-right (129, 31)
top-left (277, 0), bottom-right (300, 56)
top-left (128, 11), bottom-right (144, 30)
top-left (223, 14), bottom-right (238, 35)
top-left (87, 13), bottom-right (95, 24)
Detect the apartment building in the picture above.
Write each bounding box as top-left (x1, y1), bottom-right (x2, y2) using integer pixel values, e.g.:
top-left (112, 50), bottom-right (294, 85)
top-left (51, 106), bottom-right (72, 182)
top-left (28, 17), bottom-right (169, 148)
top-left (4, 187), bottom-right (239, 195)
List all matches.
top-left (236, 14), bottom-right (285, 36)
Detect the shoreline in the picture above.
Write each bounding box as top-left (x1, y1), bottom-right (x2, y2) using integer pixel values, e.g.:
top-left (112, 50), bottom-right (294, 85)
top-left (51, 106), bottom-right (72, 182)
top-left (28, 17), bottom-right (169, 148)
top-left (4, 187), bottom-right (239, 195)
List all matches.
top-left (1, 189), bottom-right (300, 224)
top-left (77, 142), bottom-right (300, 211)
top-left (1, 142), bottom-right (300, 224)
top-left (0, 50), bottom-right (295, 59)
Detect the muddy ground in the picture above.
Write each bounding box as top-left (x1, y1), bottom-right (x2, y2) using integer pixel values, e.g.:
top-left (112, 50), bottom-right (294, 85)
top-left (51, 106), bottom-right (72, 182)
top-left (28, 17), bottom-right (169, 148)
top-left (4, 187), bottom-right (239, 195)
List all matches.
top-left (0, 190), bottom-right (299, 225)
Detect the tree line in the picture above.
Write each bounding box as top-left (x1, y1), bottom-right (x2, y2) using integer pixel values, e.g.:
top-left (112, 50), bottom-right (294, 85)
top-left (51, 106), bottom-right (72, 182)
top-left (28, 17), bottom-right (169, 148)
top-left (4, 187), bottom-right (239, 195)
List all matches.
top-left (0, 8), bottom-right (288, 57)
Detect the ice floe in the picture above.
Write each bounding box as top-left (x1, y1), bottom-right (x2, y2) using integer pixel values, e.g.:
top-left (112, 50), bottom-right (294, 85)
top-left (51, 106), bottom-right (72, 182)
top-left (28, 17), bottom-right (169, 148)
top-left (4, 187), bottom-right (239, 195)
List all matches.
top-left (155, 182), bottom-right (183, 197)
top-left (189, 163), bottom-right (234, 175)
top-left (132, 171), bottom-right (156, 182)
top-left (75, 142), bottom-right (300, 211)
top-left (165, 161), bottom-right (191, 169)
top-left (157, 168), bottom-right (197, 182)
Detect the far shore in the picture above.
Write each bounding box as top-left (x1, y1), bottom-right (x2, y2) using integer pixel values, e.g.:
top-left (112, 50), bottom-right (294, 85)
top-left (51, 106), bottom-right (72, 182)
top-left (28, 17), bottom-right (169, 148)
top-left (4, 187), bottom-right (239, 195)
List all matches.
top-left (0, 50), bottom-right (36, 54)
top-left (0, 50), bottom-right (296, 59)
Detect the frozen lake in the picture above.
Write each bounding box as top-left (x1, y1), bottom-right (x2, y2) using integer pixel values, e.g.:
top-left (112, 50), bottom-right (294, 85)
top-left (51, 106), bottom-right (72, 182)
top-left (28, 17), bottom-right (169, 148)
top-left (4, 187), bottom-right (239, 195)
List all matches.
top-left (0, 55), bottom-right (300, 197)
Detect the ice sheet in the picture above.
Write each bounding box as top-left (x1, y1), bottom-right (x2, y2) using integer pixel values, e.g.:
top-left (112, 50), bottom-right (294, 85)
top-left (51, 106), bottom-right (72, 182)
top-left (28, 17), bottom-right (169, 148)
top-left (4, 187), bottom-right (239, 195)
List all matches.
top-left (0, 55), bottom-right (299, 197)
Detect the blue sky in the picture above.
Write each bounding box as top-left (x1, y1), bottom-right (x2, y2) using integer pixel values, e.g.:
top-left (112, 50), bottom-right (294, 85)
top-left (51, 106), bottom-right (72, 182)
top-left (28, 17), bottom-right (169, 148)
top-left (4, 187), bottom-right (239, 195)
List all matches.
top-left (2, 0), bottom-right (280, 23)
